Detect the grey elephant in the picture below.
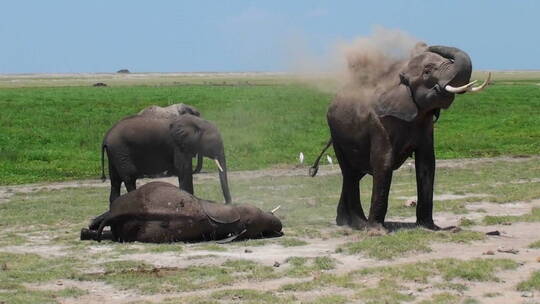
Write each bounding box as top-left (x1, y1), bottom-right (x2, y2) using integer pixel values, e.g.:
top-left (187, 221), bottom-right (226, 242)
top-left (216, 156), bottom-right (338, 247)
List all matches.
top-left (138, 103), bottom-right (204, 174)
top-left (138, 103), bottom-right (201, 119)
top-left (101, 114), bottom-right (232, 205)
top-left (322, 44), bottom-right (489, 232)
top-left (83, 181), bottom-right (282, 243)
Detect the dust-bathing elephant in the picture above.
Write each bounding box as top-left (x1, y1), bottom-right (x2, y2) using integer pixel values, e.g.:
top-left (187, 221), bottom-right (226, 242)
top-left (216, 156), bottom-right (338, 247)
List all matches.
top-left (320, 44), bottom-right (489, 232)
top-left (137, 103), bottom-right (203, 174)
top-left (101, 114), bottom-right (232, 205)
top-left (82, 181), bottom-right (282, 243)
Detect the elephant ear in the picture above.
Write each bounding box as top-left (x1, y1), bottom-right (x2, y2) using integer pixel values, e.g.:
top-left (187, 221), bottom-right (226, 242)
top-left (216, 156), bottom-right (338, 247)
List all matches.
top-left (200, 201), bottom-right (240, 224)
top-left (169, 119), bottom-right (200, 152)
top-left (374, 83), bottom-right (418, 122)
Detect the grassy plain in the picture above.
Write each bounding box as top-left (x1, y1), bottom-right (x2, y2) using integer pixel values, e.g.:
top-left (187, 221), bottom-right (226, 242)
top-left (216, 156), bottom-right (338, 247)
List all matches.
top-left (1, 72), bottom-right (540, 184)
top-left (1, 157), bottom-right (539, 303)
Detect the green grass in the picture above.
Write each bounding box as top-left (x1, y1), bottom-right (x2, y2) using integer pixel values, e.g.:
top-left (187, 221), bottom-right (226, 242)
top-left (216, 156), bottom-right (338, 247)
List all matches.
top-left (483, 207), bottom-right (540, 225)
top-left (340, 229), bottom-right (484, 260)
top-left (355, 258), bottom-right (518, 283)
top-left (517, 271), bottom-right (540, 291)
top-left (1, 81), bottom-right (540, 184)
top-left (0, 252), bottom-right (86, 304)
top-left (529, 240), bottom-right (540, 248)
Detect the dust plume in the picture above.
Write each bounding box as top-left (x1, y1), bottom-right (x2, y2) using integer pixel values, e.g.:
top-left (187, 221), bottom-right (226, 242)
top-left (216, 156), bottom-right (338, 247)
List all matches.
top-left (289, 27), bottom-right (422, 93)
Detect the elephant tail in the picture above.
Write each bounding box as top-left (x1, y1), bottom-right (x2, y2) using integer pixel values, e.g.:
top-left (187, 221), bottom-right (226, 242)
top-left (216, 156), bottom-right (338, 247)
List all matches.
top-left (101, 144), bottom-right (107, 182)
top-left (309, 138), bottom-right (333, 177)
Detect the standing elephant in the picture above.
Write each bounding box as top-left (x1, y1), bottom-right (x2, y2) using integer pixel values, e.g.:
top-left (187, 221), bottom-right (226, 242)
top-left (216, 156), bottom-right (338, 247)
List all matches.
top-left (325, 44), bottom-right (489, 232)
top-left (101, 114), bottom-right (232, 205)
top-left (83, 181), bottom-right (282, 243)
top-left (138, 103), bottom-right (204, 174)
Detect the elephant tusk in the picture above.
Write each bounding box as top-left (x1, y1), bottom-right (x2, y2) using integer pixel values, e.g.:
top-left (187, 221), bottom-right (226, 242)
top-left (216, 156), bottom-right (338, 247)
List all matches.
top-left (270, 205), bottom-right (281, 214)
top-left (444, 80), bottom-right (477, 93)
top-left (468, 72), bottom-right (491, 92)
top-left (214, 159), bottom-right (224, 172)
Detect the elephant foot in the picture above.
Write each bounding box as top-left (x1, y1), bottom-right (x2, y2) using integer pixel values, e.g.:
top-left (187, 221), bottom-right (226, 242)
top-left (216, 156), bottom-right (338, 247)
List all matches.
top-left (336, 213), bottom-right (367, 230)
top-left (367, 222), bottom-right (388, 236)
top-left (336, 213), bottom-right (349, 226)
top-left (416, 220), bottom-right (442, 231)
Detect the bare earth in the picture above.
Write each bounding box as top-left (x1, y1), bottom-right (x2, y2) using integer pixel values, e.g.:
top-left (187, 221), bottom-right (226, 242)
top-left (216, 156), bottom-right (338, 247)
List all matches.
top-left (2, 156), bottom-right (540, 303)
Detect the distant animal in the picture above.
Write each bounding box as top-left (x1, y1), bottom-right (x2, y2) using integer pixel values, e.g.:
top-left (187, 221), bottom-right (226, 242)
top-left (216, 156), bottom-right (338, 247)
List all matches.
top-left (93, 82), bottom-right (107, 87)
top-left (101, 114), bottom-right (231, 205)
top-left (83, 181), bottom-right (282, 243)
top-left (323, 44), bottom-right (489, 232)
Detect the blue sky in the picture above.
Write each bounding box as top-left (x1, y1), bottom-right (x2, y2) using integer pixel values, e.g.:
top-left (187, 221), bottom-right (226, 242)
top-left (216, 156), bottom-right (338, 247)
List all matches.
top-left (0, 1), bottom-right (538, 73)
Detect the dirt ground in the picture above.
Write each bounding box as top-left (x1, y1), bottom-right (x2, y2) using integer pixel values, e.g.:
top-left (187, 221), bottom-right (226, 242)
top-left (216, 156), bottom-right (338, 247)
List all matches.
top-left (1, 156), bottom-right (539, 304)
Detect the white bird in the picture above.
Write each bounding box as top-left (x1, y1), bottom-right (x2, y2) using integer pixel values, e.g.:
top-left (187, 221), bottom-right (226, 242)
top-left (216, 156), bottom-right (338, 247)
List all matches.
top-left (299, 152), bottom-right (304, 164)
top-left (326, 155), bottom-right (333, 165)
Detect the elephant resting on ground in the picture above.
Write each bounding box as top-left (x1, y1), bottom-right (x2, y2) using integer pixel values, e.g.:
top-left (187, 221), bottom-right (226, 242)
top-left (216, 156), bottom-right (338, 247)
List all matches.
top-left (137, 103), bottom-right (203, 174)
top-left (102, 113), bottom-right (231, 205)
top-left (82, 181), bottom-right (283, 243)
top-left (325, 43), bottom-right (490, 232)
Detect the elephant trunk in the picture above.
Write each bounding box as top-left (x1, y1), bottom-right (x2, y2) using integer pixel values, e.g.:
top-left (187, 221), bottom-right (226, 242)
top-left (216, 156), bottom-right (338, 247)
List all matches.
top-left (427, 45), bottom-right (473, 93)
top-left (193, 154), bottom-right (203, 174)
top-left (216, 154), bottom-right (232, 204)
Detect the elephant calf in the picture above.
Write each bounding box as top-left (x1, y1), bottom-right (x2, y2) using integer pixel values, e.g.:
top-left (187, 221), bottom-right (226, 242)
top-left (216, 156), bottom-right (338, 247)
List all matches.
top-left (82, 182), bottom-right (283, 243)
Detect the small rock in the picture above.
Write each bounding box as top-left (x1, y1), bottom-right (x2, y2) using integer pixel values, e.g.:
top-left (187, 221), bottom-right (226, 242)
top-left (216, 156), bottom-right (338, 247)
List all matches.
top-left (497, 248), bottom-right (519, 254)
top-left (404, 199), bottom-right (416, 207)
top-left (486, 230), bottom-right (501, 236)
top-left (483, 250), bottom-right (495, 255)
top-left (244, 249), bottom-right (252, 253)
top-left (56, 280), bottom-right (63, 286)
top-left (502, 222), bottom-right (512, 226)
top-left (273, 261), bottom-right (280, 267)
top-left (521, 291), bottom-right (533, 298)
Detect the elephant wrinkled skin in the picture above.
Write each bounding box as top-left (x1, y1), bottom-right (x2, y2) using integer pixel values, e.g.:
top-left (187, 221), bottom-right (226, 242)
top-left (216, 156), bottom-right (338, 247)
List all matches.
top-left (102, 114), bottom-right (232, 205)
top-left (325, 44), bottom-right (489, 232)
top-left (83, 182), bottom-right (282, 243)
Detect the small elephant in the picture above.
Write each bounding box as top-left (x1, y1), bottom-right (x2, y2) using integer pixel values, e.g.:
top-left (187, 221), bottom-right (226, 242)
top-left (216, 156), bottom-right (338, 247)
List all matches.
top-left (83, 181), bottom-right (283, 243)
top-left (325, 44), bottom-right (489, 232)
top-left (101, 114), bottom-right (231, 205)
top-left (137, 103), bottom-right (203, 173)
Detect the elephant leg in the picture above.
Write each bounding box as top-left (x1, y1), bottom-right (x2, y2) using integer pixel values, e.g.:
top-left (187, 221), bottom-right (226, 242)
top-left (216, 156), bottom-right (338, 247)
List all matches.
top-left (333, 142), bottom-right (367, 229)
top-left (368, 168), bottom-right (393, 228)
top-left (174, 150), bottom-right (194, 194)
top-left (415, 134), bottom-right (440, 230)
top-left (108, 163), bottom-right (122, 204)
top-left (124, 176), bottom-right (137, 192)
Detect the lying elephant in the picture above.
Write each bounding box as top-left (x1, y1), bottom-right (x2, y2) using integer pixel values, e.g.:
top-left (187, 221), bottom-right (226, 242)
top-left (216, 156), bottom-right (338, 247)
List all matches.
top-left (82, 181), bottom-right (283, 243)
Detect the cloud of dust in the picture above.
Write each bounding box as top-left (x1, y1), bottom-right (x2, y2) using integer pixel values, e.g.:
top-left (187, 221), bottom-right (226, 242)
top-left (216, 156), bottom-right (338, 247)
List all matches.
top-left (288, 27), bottom-right (422, 94)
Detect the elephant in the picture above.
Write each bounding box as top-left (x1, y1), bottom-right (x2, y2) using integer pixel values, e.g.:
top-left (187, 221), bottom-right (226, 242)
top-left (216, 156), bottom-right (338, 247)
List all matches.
top-left (101, 113), bottom-right (232, 205)
top-left (137, 103), bottom-right (201, 119)
top-left (323, 43), bottom-right (489, 232)
top-left (82, 181), bottom-right (283, 243)
top-left (137, 103), bottom-right (203, 174)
